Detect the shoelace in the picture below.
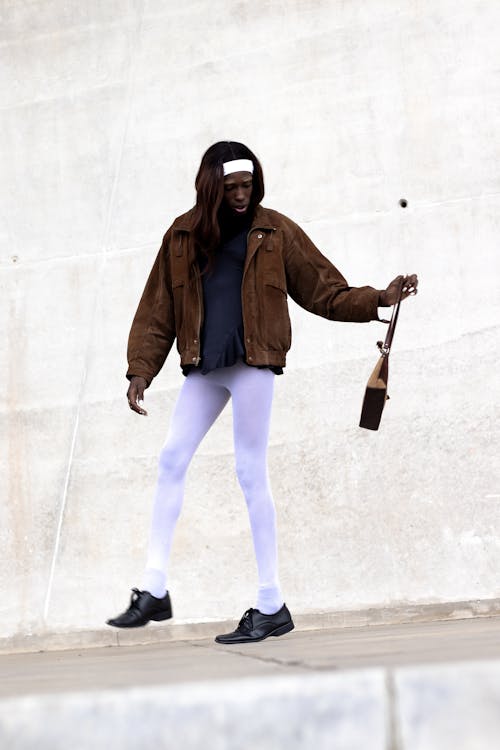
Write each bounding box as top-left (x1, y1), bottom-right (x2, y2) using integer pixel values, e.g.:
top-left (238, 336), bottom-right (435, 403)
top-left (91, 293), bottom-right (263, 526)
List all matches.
top-left (129, 587), bottom-right (143, 610)
top-left (237, 608), bottom-right (255, 633)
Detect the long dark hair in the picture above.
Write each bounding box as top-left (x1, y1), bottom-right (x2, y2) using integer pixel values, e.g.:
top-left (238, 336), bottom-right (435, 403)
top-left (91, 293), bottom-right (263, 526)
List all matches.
top-left (191, 141), bottom-right (265, 269)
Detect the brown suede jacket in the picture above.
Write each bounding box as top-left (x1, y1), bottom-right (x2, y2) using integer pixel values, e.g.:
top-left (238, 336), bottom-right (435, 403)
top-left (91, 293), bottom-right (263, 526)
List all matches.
top-left (126, 205), bottom-right (384, 386)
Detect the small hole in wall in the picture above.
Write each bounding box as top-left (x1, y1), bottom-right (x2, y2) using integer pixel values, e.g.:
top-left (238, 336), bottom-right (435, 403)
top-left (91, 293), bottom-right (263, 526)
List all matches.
top-left (12, 255), bottom-right (19, 263)
top-left (399, 199), bottom-right (408, 208)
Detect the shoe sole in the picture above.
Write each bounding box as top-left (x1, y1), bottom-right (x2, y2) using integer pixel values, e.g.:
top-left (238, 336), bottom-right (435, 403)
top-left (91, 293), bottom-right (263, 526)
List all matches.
top-left (150, 610), bottom-right (173, 622)
top-left (106, 610), bottom-right (172, 628)
top-left (215, 620), bottom-right (294, 644)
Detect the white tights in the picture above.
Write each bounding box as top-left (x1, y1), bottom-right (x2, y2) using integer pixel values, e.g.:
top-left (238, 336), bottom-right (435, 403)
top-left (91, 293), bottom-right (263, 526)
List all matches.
top-left (142, 358), bottom-right (284, 615)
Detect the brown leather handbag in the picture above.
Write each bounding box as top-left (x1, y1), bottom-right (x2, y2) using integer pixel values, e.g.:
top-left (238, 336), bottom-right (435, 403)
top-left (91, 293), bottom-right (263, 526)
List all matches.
top-left (359, 281), bottom-right (404, 431)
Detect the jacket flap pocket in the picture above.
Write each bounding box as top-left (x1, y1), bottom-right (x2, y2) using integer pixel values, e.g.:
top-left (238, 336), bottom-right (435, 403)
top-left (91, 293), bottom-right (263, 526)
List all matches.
top-left (174, 233), bottom-right (184, 257)
top-left (264, 231), bottom-right (274, 252)
top-left (264, 274), bottom-right (287, 293)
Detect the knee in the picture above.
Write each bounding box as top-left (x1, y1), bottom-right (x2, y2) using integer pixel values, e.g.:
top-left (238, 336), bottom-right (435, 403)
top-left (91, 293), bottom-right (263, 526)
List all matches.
top-left (235, 459), bottom-right (266, 497)
top-left (157, 444), bottom-right (189, 482)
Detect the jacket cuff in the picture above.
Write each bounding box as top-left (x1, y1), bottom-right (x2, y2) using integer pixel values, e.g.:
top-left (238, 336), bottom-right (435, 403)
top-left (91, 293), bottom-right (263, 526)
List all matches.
top-left (126, 370), bottom-right (152, 387)
top-left (377, 307), bottom-right (391, 323)
top-left (376, 290), bottom-right (390, 322)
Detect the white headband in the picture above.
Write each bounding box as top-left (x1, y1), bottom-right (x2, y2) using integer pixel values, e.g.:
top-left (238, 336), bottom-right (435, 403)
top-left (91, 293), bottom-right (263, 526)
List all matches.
top-left (223, 158), bottom-right (254, 176)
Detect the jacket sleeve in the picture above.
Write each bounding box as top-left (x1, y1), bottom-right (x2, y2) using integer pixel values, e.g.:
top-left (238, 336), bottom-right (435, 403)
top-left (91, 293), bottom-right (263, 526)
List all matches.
top-left (283, 221), bottom-right (382, 323)
top-left (126, 229), bottom-right (176, 386)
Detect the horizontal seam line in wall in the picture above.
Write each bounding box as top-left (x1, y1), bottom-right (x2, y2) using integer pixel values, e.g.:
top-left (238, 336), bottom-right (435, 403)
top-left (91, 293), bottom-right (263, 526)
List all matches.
top-left (300, 191), bottom-right (500, 225)
top-left (0, 80), bottom-right (130, 112)
top-left (1, 244), bottom-right (157, 270)
top-left (6, 188), bottom-right (500, 270)
top-left (0, 17), bottom-right (139, 49)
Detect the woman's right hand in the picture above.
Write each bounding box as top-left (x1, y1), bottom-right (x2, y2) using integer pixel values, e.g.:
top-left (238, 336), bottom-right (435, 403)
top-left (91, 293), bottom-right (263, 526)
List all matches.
top-left (127, 376), bottom-right (149, 416)
top-left (380, 274), bottom-right (418, 306)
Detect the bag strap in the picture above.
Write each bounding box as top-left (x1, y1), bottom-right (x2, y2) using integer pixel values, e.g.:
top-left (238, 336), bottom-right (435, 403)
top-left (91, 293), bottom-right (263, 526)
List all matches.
top-left (377, 278), bottom-right (404, 356)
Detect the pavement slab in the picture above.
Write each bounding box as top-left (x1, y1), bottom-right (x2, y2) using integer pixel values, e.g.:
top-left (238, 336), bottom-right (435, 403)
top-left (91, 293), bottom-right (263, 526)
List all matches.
top-left (1, 615), bottom-right (500, 699)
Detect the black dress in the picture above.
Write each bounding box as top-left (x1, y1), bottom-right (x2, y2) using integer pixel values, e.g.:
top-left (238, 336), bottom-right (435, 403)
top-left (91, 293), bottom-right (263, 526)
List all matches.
top-left (182, 212), bottom-right (283, 377)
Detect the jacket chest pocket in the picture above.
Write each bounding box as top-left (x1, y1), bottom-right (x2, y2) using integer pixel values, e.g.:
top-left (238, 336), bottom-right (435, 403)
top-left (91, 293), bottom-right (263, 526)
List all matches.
top-left (258, 231), bottom-right (286, 284)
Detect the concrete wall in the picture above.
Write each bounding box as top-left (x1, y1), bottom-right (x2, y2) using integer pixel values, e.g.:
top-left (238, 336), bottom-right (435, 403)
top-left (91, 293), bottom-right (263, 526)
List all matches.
top-left (1, 0), bottom-right (499, 643)
top-left (4, 662), bottom-right (500, 750)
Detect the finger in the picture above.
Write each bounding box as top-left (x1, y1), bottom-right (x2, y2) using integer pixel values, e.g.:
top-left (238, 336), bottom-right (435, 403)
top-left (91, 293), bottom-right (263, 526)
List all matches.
top-left (137, 389), bottom-right (147, 412)
top-left (401, 275), bottom-right (418, 298)
top-left (135, 398), bottom-right (148, 415)
top-left (128, 398), bottom-right (148, 416)
top-left (401, 288), bottom-right (414, 298)
top-left (405, 274), bottom-right (417, 289)
top-left (127, 383), bottom-right (138, 401)
top-left (127, 388), bottom-right (147, 415)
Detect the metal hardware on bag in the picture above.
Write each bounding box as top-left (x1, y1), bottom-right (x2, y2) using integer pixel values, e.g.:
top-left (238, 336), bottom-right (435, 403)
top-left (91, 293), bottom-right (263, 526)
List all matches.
top-left (376, 340), bottom-right (390, 356)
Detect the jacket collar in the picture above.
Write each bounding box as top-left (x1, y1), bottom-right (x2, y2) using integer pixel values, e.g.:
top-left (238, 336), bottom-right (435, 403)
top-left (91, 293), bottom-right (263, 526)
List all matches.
top-left (172, 204), bottom-right (276, 232)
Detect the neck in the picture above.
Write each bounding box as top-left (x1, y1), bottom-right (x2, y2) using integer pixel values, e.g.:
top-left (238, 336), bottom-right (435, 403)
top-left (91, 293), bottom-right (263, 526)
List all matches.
top-left (218, 205), bottom-right (253, 239)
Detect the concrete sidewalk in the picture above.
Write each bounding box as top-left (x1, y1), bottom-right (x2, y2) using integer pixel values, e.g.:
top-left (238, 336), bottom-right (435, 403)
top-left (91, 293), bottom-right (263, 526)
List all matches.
top-left (2, 616), bottom-right (500, 748)
top-left (2, 615), bottom-right (500, 698)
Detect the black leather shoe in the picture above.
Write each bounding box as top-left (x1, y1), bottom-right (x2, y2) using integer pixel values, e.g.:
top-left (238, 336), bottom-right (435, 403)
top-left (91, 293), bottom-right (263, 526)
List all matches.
top-left (214, 603), bottom-right (294, 644)
top-left (106, 588), bottom-right (172, 628)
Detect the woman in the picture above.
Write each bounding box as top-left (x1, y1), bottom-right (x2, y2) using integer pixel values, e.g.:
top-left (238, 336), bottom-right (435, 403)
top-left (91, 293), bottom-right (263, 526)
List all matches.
top-left (106, 141), bottom-right (418, 643)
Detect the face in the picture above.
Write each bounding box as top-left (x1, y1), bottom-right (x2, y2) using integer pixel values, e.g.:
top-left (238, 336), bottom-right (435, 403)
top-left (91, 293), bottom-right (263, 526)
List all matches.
top-left (222, 171), bottom-right (253, 215)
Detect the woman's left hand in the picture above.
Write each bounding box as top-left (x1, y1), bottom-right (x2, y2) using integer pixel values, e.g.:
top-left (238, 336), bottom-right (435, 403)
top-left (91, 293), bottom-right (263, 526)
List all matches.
top-left (380, 274), bottom-right (418, 306)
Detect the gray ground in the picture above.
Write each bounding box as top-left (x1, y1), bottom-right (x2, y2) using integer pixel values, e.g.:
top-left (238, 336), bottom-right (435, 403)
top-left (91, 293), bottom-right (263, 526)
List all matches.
top-left (2, 616), bottom-right (500, 699)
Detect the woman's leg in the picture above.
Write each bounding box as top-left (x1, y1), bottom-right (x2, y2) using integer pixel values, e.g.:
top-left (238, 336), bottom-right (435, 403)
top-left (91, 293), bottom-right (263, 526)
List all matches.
top-left (143, 371), bottom-right (230, 596)
top-left (225, 362), bottom-right (284, 614)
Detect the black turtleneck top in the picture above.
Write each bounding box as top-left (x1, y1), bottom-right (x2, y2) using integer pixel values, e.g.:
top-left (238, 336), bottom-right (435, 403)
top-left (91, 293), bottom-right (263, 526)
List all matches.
top-left (182, 210), bottom-right (283, 377)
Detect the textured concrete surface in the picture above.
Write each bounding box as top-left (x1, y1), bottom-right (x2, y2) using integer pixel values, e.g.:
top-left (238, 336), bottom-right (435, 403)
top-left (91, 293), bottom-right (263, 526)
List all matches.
top-left (2, 615), bottom-right (500, 698)
top-left (2, 0), bottom-right (500, 644)
top-left (2, 596), bottom-right (500, 656)
top-left (2, 618), bottom-right (500, 749)
top-left (0, 672), bottom-right (388, 750)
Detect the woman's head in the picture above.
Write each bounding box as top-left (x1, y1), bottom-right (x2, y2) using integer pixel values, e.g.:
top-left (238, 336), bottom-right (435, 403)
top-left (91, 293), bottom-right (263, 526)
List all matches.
top-left (191, 142), bottom-right (265, 263)
top-left (195, 141), bottom-right (264, 216)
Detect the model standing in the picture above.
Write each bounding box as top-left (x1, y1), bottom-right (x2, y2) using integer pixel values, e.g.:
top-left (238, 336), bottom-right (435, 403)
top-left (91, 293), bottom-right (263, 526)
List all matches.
top-left (106, 141), bottom-right (418, 643)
